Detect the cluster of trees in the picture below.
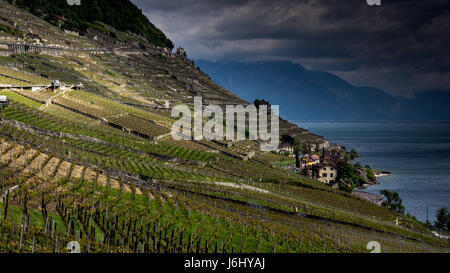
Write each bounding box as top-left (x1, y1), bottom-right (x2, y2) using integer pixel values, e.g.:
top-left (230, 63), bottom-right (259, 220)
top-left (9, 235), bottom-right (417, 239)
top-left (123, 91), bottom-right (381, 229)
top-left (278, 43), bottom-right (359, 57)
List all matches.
top-left (336, 162), bottom-right (368, 192)
top-left (343, 148), bottom-right (359, 161)
top-left (349, 149), bottom-right (358, 160)
top-left (434, 207), bottom-right (449, 231)
top-left (366, 168), bottom-right (376, 182)
top-left (354, 162), bottom-right (376, 181)
top-left (336, 160), bottom-right (378, 193)
top-left (253, 99), bottom-right (271, 109)
top-left (8, 0), bottom-right (174, 48)
top-left (379, 191), bottom-right (449, 232)
top-left (380, 189), bottom-right (405, 214)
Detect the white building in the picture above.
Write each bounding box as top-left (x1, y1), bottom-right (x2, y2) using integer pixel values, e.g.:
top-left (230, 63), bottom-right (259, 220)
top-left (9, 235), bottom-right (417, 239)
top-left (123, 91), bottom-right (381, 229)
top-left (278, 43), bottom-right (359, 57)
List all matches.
top-left (0, 95), bottom-right (8, 108)
top-left (276, 142), bottom-right (294, 155)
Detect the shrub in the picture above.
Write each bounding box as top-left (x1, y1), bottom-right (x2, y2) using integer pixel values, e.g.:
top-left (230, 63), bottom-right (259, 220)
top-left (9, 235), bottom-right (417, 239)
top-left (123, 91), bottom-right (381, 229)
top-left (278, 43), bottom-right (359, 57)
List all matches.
top-left (366, 169), bottom-right (376, 182)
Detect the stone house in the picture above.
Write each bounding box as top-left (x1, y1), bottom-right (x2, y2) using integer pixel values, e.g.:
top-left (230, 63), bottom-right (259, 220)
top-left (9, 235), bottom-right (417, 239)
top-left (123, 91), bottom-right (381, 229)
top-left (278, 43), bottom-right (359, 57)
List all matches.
top-left (315, 164), bottom-right (338, 184)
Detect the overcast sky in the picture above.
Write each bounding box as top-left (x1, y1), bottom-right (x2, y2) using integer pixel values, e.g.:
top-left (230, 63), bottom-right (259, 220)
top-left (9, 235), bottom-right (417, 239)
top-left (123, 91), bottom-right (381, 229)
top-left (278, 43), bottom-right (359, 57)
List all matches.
top-left (131, 0), bottom-right (450, 97)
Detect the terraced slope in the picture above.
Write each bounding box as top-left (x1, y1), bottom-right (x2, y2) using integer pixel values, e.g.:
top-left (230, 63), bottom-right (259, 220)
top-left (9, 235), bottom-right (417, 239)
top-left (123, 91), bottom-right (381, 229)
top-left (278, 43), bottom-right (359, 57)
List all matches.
top-left (1, 90), bottom-right (448, 253)
top-left (0, 1), bottom-right (448, 253)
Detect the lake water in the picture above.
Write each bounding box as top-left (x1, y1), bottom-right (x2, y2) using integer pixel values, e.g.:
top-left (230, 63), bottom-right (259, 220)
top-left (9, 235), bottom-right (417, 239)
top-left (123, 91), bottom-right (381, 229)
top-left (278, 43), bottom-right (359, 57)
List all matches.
top-left (299, 122), bottom-right (450, 223)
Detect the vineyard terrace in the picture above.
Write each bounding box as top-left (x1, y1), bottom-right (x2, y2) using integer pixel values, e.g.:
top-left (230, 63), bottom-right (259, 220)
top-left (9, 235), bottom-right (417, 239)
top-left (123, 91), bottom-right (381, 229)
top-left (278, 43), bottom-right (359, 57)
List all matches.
top-left (171, 97), bottom-right (280, 151)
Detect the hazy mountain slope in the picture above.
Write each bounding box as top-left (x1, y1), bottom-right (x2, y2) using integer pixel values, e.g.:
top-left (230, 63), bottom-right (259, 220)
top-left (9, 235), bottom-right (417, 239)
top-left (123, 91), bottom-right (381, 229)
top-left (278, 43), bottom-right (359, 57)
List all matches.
top-left (400, 91), bottom-right (450, 121)
top-left (196, 60), bottom-right (449, 121)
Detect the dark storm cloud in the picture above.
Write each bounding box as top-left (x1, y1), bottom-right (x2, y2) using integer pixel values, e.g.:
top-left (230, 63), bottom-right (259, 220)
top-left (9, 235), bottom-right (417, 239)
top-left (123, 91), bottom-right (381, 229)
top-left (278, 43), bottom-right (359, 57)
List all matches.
top-left (131, 0), bottom-right (450, 97)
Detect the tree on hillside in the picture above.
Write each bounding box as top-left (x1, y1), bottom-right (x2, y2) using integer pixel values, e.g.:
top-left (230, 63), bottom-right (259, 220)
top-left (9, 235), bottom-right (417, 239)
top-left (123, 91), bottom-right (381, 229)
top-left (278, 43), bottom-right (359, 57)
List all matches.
top-left (356, 175), bottom-right (367, 187)
top-left (336, 161), bottom-right (355, 181)
top-left (29, 0), bottom-right (42, 13)
top-left (293, 138), bottom-right (302, 168)
top-left (253, 99), bottom-right (262, 109)
top-left (344, 153), bottom-right (351, 162)
top-left (380, 189), bottom-right (405, 214)
top-left (281, 134), bottom-right (294, 144)
top-left (350, 149), bottom-right (358, 160)
top-left (435, 207), bottom-right (449, 230)
top-left (336, 161), bottom-right (358, 192)
top-left (306, 142), bottom-right (312, 154)
top-left (86, 0), bottom-right (103, 22)
top-left (366, 168), bottom-right (376, 182)
top-left (253, 99), bottom-right (271, 109)
top-left (261, 99), bottom-right (271, 107)
top-left (314, 141), bottom-right (321, 154)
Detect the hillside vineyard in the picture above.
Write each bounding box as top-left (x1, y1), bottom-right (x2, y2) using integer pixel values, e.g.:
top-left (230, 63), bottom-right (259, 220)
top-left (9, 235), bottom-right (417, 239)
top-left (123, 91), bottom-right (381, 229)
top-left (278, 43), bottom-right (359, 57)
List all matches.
top-left (0, 0), bottom-right (448, 254)
top-left (171, 97), bottom-right (280, 151)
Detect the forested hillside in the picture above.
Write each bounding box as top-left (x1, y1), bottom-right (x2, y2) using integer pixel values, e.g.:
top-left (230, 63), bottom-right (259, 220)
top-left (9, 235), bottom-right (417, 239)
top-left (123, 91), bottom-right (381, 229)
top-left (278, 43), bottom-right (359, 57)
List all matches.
top-left (7, 0), bottom-right (173, 48)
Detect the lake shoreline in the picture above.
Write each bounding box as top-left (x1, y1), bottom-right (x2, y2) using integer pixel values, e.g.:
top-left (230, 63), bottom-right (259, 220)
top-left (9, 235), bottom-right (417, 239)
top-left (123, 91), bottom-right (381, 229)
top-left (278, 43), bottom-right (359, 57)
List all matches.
top-left (374, 169), bottom-right (392, 177)
top-left (356, 169), bottom-right (391, 190)
top-left (301, 122), bottom-right (450, 222)
top-left (353, 171), bottom-right (391, 205)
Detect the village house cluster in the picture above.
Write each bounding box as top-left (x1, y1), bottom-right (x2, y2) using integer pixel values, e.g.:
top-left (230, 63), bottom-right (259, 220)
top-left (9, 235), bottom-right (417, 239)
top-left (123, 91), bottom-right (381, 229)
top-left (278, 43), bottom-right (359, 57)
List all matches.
top-left (276, 142), bottom-right (346, 187)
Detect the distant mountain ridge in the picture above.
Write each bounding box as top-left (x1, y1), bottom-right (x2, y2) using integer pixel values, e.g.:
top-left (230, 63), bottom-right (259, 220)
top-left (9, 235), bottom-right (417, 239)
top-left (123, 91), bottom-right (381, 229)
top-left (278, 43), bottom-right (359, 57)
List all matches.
top-left (196, 60), bottom-right (450, 121)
